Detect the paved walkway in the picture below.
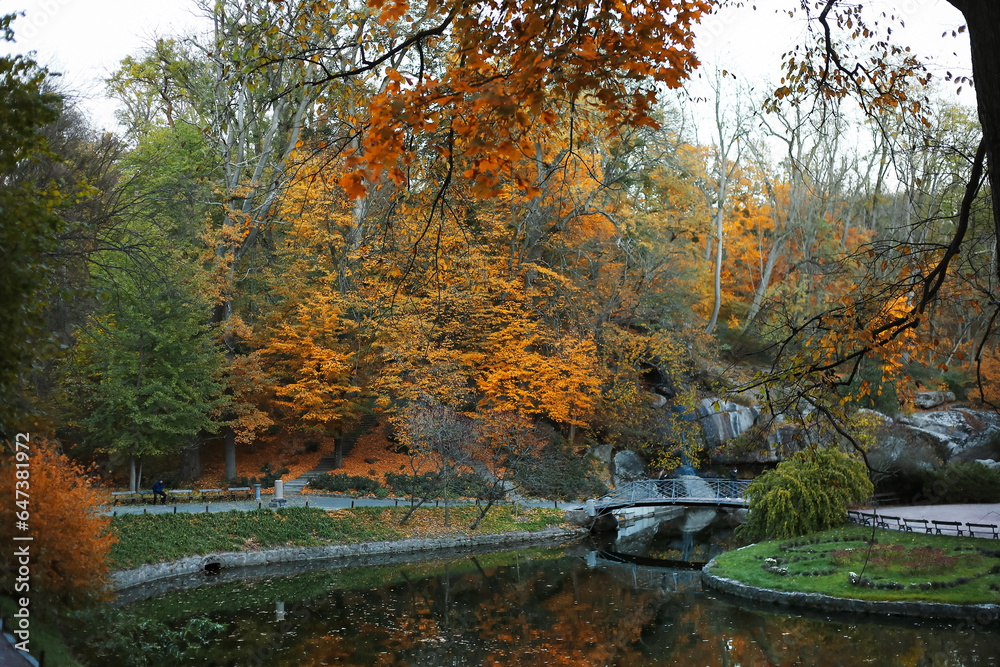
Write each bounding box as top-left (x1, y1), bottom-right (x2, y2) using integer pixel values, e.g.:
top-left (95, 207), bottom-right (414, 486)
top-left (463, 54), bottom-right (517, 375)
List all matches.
top-left (0, 630), bottom-right (36, 666)
top-left (857, 503), bottom-right (1000, 526)
top-left (103, 494), bottom-right (571, 515)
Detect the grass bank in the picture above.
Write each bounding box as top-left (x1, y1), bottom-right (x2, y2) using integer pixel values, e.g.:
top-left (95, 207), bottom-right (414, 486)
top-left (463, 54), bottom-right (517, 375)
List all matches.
top-left (706, 526), bottom-right (1000, 605)
top-left (110, 505), bottom-right (570, 569)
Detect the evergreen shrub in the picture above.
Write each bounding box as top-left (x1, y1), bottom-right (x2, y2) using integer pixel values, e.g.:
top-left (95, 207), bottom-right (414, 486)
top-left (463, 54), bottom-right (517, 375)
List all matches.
top-left (309, 473), bottom-right (381, 495)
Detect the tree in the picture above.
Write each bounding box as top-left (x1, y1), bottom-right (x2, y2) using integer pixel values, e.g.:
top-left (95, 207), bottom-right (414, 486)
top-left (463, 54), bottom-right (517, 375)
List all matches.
top-left (0, 437), bottom-right (115, 610)
top-left (73, 285), bottom-right (225, 491)
top-left (394, 401), bottom-right (471, 526)
top-left (467, 410), bottom-right (544, 530)
top-left (0, 14), bottom-right (63, 439)
top-left (739, 447), bottom-right (873, 541)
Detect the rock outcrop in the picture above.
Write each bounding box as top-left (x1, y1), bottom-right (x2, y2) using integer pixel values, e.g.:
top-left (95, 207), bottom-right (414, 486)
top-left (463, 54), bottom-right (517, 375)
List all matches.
top-left (695, 398), bottom-right (759, 448)
top-left (913, 391), bottom-right (956, 409)
top-left (896, 409), bottom-right (1000, 463)
top-left (612, 450), bottom-right (647, 486)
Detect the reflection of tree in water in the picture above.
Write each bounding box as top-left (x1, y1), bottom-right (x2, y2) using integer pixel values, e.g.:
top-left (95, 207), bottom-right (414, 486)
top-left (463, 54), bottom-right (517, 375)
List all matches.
top-left (79, 552), bottom-right (1000, 666)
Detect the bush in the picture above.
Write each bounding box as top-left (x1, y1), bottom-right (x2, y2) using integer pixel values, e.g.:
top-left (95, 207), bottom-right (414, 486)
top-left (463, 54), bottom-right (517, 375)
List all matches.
top-left (739, 447), bottom-right (873, 541)
top-left (304, 439), bottom-right (320, 453)
top-left (0, 438), bottom-right (116, 610)
top-left (309, 473), bottom-right (381, 495)
top-left (235, 462), bottom-right (289, 489)
top-left (515, 443), bottom-right (608, 500)
top-left (919, 462), bottom-right (1000, 504)
top-left (384, 472), bottom-right (487, 499)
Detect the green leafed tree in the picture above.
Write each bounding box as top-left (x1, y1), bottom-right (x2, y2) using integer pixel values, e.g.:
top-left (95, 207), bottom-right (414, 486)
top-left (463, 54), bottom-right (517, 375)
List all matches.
top-left (738, 447), bottom-right (873, 542)
top-left (74, 285), bottom-right (226, 491)
top-left (0, 13), bottom-right (63, 438)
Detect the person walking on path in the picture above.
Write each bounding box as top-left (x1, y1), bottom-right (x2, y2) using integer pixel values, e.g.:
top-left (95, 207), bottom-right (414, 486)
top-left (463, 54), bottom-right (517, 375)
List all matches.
top-left (152, 479), bottom-right (167, 505)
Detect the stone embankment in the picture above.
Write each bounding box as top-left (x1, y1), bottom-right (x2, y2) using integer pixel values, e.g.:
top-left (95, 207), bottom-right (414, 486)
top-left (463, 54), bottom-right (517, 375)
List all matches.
top-left (111, 525), bottom-right (584, 592)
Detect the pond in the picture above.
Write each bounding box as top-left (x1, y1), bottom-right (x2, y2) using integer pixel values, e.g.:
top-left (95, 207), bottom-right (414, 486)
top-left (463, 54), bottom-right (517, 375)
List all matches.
top-left (69, 509), bottom-right (1000, 666)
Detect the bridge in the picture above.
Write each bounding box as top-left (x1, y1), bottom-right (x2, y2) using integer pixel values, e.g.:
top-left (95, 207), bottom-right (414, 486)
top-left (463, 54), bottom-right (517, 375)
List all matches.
top-left (589, 477), bottom-right (751, 513)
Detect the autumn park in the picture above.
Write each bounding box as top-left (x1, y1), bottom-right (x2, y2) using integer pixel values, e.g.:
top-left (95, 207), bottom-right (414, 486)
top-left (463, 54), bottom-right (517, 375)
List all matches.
top-left (2, 0), bottom-right (1000, 664)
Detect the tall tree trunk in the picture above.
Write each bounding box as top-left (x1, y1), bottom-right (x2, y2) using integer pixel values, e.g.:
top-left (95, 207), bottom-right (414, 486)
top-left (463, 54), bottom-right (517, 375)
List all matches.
top-left (334, 436), bottom-right (343, 470)
top-left (705, 203), bottom-right (726, 335)
top-left (742, 237), bottom-right (787, 334)
top-left (129, 455), bottom-right (142, 493)
top-left (953, 2), bottom-right (1000, 283)
top-left (181, 436), bottom-right (202, 481)
top-left (225, 428), bottom-right (236, 480)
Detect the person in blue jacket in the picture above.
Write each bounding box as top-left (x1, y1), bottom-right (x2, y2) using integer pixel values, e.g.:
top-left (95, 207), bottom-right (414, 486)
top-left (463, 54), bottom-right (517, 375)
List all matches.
top-left (152, 479), bottom-right (167, 505)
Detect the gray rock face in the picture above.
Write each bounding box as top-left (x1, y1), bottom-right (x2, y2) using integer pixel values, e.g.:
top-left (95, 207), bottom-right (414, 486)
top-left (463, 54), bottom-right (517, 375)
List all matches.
top-left (696, 398), bottom-right (760, 448)
top-left (589, 444), bottom-right (614, 465)
top-left (913, 391), bottom-right (956, 409)
top-left (976, 459), bottom-right (1000, 471)
top-left (897, 409), bottom-right (1000, 462)
top-left (612, 450), bottom-right (647, 487)
top-left (649, 393), bottom-right (668, 409)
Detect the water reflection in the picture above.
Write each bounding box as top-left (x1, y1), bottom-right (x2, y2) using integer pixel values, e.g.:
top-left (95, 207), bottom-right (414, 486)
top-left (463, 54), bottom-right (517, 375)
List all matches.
top-left (72, 537), bottom-right (999, 666)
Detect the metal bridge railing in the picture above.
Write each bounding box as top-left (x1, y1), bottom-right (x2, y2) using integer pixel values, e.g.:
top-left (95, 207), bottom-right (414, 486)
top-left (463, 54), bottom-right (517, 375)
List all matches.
top-left (597, 478), bottom-right (752, 507)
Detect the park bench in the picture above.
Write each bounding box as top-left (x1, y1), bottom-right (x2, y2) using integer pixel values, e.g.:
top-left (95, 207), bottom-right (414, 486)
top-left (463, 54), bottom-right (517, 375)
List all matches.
top-left (872, 492), bottom-right (901, 507)
top-left (850, 511), bottom-right (875, 526)
top-left (932, 520), bottom-right (964, 536)
top-left (111, 491), bottom-right (153, 505)
top-left (111, 491), bottom-right (137, 505)
top-left (876, 515), bottom-right (903, 530)
top-left (966, 523), bottom-right (999, 539)
top-left (199, 488), bottom-right (224, 501)
top-left (901, 518), bottom-right (932, 533)
top-left (167, 489), bottom-right (194, 502)
top-left (227, 486), bottom-right (253, 500)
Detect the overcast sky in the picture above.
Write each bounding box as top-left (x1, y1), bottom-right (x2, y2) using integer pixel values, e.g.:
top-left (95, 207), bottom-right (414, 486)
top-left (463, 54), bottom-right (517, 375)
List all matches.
top-left (1, 0), bottom-right (974, 134)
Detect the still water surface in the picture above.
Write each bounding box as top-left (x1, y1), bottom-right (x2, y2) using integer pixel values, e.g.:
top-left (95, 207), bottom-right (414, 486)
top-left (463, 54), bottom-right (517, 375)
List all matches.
top-left (74, 510), bottom-right (999, 666)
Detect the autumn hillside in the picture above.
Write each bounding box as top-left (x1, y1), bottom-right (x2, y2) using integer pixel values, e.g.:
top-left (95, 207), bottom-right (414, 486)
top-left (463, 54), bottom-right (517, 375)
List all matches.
top-left (2, 1), bottom-right (996, 503)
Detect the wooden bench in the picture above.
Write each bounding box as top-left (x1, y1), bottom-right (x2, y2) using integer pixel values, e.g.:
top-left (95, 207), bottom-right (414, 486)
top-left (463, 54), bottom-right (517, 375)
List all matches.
top-left (111, 491), bottom-right (153, 505)
top-left (876, 515), bottom-right (902, 530)
top-left (902, 518), bottom-right (932, 533)
top-left (932, 520), bottom-right (964, 536)
top-left (872, 492), bottom-right (901, 507)
top-left (966, 523), bottom-right (999, 539)
top-left (167, 489), bottom-right (194, 502)
top-left (227, 486), bottom-right (253, 500)
top-left (199, 488), bottom-right (224, 501)
top-left (850, 511), bottom-right (875, 526)
top-left (111, 491), bottom-right (138, 505)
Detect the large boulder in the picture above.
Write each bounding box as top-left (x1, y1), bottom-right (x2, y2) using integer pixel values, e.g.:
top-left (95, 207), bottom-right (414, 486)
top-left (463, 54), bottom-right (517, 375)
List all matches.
top-left (612, 450), bottom-right (647, 487)
top-left (913, 390), bottom-right (956, 409)
top-left (696, 398), bottom-right (760, 448)
top-left (896, 409), bottom-right (1000, 462)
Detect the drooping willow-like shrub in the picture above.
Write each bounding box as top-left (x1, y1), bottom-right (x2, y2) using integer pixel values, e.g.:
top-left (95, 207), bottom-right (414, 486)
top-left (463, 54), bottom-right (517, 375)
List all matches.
top-left (739, 447), bottom-right (873, 541)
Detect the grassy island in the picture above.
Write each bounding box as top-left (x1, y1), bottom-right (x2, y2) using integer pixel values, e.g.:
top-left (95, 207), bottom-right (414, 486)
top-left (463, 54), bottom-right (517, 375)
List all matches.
top-left (706, 526), bottom-right (1000, 605)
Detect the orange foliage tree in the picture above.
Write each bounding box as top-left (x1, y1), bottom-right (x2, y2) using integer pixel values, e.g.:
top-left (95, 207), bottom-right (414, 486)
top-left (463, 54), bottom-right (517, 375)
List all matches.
top-left (0, 437), bottom-right (115, 611)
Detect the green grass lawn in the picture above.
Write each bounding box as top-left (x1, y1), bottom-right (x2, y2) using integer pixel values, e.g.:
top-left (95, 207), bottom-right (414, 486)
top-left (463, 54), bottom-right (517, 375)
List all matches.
top-left (110, 505), bottom-right (570, 569)
top-left (707, 526), bottom-right (1000, 605)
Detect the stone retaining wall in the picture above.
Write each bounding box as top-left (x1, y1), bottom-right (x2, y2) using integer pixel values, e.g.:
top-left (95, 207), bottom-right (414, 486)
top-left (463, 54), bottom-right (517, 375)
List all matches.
top-left (111, 526), bottom-right (584, 591)
top-left (701, 557), bottom-right (1000, 622)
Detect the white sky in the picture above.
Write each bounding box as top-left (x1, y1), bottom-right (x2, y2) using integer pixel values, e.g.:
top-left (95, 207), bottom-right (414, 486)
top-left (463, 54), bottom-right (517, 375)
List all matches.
top-left (0, 0), bottom-right (975, 134)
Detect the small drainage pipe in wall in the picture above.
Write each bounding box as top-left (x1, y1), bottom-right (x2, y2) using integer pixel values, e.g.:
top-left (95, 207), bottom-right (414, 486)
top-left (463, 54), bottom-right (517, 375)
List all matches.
top-left (204, 561), bottom-right (222, 575)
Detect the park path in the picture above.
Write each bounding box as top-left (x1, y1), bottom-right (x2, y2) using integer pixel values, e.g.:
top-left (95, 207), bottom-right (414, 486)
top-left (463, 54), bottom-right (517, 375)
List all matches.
top-left (103, 493), bottom-right (571, 516)
top-left (855, 503), bottom-right (1000, 528)
top-left (1, 626), bottom-right (37, 666)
